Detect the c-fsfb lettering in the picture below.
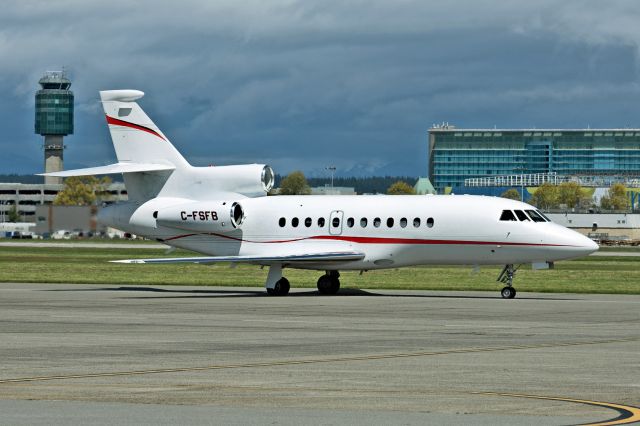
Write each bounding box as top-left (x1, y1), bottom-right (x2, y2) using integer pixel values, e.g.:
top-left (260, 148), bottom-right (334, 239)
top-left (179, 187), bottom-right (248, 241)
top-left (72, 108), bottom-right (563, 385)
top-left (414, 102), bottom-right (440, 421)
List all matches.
top-left (179, 211), bottom-right (218, 221)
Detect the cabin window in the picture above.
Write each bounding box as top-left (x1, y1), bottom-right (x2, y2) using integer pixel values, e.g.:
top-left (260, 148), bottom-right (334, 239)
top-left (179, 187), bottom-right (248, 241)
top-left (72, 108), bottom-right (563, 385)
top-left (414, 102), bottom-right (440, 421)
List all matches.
top-left (387, 218), bottom-right (394, 228)
top-left (514, 210), bottom-right (530, 221)
top-left (347, 217), bottom-right (355, 227)
top-left (305, 217), bottom-right (312, 227)
top-left (400, 218), bottom-right (407, 228)
top-left (525, 210), bottom-right (546, 223)
top-left (291, 217), bottom-right (299, 227)
top-left (373, 217), bottom-right (381, 228)
top-left (413, 218), bottom-right (421, 227)
top-left (153, 211), bottom-right (158, 219)
top-left (426, 217), bottom-right (434, 228)
top-left (360, 218), bottom-right (368, 227)
top-left (318, 217), bottom-right (326, 227)
top-left (332, 217), bottom-right (341, 228)
top-left (499, 210), bottom-right (517, 221)
top-left (279, 217), bottom-right (286, 227)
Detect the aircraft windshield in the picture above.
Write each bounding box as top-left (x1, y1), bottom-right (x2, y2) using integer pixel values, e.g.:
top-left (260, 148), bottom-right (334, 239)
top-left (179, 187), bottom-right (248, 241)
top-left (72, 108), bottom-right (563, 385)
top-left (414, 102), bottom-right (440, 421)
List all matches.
top-left (499, 210), bottom-right (517, 221)
top-left (525, 210), bottom-right (546, 223)
top-left (514, 210), bottom-right (530, 221)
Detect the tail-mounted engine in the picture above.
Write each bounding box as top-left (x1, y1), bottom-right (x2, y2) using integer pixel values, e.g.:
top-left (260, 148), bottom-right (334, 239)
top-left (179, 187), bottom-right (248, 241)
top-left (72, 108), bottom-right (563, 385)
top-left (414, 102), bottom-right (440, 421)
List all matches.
top-left (156, 201), bottom-right (245, 232)
top-left (183, 164), bottom-right (274, 198)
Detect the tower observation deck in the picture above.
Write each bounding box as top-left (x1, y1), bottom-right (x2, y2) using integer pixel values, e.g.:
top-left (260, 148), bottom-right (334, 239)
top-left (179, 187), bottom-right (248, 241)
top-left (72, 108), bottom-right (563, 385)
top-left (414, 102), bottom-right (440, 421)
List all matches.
top-left (35, 70), bottom-right (74, 184)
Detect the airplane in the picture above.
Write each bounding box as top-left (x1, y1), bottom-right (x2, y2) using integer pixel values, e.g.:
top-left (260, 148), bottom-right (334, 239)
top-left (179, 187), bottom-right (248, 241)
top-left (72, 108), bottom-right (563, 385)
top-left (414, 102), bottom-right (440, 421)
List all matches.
top-left (43, 89), bottom-right (599, 299)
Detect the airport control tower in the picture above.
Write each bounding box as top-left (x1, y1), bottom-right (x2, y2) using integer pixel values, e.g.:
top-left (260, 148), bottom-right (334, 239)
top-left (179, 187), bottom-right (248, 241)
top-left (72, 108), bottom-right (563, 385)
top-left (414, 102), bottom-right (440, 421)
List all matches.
top-left (35, 71), bottom-right (74, 185)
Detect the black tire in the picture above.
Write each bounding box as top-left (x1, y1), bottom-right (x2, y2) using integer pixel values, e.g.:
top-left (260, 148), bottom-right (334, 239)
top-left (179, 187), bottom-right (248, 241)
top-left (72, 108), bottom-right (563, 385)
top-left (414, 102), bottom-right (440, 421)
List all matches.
top-left (317, 275), bottom-right (340, 295)
top-left (501, 286), bottom-right (516, 299)
top-left (268, 277), bottom-right (290, 296)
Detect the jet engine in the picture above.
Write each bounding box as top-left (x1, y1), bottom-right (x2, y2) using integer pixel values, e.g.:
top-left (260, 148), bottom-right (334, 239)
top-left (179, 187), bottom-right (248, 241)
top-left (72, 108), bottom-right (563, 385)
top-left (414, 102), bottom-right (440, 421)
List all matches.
top-left (156, 201), bottom-right (245, 232)
top-left (160, 164), bottom-right (274, 198)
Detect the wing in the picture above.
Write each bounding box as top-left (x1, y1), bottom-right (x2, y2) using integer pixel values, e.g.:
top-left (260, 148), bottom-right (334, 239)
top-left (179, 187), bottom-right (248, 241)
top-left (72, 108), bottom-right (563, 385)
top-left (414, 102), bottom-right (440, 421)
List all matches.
top-left (39, 162), bottom-right (175, 177)
top-left (111, 251), bottom-right (365, 265)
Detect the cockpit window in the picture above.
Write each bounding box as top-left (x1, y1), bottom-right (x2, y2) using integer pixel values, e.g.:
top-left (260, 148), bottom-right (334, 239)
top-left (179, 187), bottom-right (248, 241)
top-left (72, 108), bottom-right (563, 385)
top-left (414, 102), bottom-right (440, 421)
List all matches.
top-left (499, 210), bottom-right (517, 221)
top-left (537, 210), bottom-right (551, 222)
top-left (514, 210), bottom-right (530, 221)
top-left (525, 210), bottom-right (546, 223)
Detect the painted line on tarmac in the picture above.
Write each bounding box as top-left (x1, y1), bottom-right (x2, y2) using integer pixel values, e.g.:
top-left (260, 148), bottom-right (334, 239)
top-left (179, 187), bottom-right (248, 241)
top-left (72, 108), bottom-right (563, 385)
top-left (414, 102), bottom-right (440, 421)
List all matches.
top-left (476, 392), bottom-right (640, 426)
top-left (0, 337), bottom-right (636, 385)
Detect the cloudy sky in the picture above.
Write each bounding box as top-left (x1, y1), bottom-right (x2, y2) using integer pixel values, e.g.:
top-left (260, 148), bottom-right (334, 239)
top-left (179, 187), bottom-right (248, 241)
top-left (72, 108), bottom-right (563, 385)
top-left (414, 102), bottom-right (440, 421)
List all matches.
top-left (2, 0), bottom-right (640, 177)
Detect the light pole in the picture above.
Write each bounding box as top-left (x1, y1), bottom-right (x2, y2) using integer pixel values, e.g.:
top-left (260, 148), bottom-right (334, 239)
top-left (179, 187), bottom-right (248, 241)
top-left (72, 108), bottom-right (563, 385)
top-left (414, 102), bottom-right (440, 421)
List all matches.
top-left (325, 166), bottom-right (336, 189)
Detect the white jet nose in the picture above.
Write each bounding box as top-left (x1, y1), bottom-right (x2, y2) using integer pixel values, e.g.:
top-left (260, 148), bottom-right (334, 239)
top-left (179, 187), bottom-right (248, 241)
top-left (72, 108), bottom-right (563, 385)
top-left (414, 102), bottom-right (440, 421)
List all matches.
top-left (570, 230), bottom-right (599, 257)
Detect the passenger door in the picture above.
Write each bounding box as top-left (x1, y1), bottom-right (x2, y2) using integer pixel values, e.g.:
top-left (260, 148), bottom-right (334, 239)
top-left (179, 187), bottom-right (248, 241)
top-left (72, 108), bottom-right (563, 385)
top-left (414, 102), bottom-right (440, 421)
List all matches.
top-left (329, 210), bottom-right (344, 235)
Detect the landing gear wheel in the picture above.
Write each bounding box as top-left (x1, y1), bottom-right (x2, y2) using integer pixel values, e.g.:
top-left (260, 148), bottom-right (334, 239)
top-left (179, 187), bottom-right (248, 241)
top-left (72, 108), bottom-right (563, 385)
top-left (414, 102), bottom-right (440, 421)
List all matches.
top-left (317, 273), bottom-right (340, 295)
top-left (501, 286), bottom-right (516, 299)
top-left (267, 277), bottom-right (290, 296)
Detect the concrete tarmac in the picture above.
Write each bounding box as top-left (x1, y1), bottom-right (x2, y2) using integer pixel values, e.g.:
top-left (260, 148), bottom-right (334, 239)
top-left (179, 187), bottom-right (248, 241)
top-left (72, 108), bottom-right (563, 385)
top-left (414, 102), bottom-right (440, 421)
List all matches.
top-left (0, 283), bottom-right (638, 425)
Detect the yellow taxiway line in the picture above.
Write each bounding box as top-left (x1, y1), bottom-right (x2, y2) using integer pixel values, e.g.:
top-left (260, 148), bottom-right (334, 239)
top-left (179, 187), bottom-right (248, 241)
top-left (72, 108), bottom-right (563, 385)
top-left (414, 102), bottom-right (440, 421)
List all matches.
top-left (476, 392), bottom-right (640, 426)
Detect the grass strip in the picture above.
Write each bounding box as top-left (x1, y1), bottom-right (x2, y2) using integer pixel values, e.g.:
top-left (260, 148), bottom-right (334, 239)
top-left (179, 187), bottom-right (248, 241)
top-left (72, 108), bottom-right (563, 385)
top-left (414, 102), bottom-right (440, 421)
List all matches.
top-left (0, 246), bottom-right (638, 294)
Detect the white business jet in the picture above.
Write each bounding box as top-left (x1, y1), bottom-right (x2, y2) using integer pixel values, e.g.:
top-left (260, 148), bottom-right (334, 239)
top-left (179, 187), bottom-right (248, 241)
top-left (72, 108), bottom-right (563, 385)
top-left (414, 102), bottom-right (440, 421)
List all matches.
top-left (44, 90), bottom-right (598, 298)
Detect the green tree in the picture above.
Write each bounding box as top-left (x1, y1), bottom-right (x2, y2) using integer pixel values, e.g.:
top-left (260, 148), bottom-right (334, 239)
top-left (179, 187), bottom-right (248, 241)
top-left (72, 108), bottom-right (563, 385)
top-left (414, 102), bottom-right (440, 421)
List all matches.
top-left (386, 181), bottom-right (416, 195)
top-left (557, 181), bottom-right (590, 208)
top-left (279, 171), bottom-right (311, 195)
top-left (54, 176), bottom-right (112, 206)
top-left (529, 183), bottom-right (559, 210)
top-left (500, 188), bottom-right (521, 201)
top-left (7, 205), bottom-right (20, 222)
top-left (600, 183), bottom-right (630, 210)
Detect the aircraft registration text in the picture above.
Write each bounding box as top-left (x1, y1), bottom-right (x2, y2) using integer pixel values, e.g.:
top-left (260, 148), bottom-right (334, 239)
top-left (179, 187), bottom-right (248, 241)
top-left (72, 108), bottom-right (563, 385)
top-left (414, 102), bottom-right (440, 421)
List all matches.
top-left (180, 211), bottom-right (219, 221)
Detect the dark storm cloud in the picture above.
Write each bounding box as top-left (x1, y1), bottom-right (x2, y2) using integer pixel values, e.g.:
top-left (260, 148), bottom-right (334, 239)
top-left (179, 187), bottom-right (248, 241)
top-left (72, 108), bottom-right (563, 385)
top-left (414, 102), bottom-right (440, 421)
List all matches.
top-left (1, 1), bottom-right (640, 176)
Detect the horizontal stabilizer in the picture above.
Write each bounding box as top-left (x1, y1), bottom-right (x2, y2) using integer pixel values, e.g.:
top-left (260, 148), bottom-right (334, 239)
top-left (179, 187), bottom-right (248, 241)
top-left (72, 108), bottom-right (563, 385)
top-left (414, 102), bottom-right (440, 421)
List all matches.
top-left (39, 162), bottom-right (176, 177)
top-left (111, 251), bottom-right (365, 265)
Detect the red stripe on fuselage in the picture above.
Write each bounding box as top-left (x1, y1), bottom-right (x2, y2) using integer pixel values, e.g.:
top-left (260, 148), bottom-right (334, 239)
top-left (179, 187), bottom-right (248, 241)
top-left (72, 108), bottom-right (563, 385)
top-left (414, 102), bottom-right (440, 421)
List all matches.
top-left (105, 115), bottom-right (166, 141)
top-left (309, 235), bottom-right (569, 246)
top-left (162, 233), bottom-right (575, 247)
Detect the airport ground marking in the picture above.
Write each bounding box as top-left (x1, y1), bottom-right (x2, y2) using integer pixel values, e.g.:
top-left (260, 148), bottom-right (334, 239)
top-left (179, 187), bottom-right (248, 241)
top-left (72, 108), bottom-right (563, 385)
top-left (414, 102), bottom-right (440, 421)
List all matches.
top-left (0, 337), bottom-right (636, 385)
top-left (476, 392), bottom-right (640, 426)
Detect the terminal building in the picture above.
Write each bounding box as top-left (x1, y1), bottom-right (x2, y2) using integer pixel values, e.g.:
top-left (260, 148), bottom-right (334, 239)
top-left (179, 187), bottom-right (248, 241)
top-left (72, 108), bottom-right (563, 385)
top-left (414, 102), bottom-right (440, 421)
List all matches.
top-left (428, 125), bottom-right (640, 192)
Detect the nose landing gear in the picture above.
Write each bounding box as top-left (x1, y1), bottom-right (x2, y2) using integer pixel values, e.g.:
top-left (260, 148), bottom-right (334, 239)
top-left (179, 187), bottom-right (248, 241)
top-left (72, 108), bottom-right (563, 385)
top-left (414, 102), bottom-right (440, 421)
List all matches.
top-left (497, 264), bottom-right (520, 299)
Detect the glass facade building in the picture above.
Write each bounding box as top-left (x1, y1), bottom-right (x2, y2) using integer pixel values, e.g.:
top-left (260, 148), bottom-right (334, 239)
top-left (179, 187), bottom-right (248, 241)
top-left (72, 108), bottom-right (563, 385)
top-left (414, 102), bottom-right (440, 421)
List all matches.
top-left (429, 127), bottom-right (640, 190)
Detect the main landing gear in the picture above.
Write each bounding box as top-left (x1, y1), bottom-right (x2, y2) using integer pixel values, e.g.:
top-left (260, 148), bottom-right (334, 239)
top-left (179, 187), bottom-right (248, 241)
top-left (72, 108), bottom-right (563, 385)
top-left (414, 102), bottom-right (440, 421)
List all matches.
top-left (317, 271), bottom-right (340, 295)
top-left (264, 265), bottom-right (341, 296)
top-left (497, 264), bottom-right (519, 299)
top-left (266, 277), bottom-right (290, 296)
top-left (265, 264), bottom-right (290, 296)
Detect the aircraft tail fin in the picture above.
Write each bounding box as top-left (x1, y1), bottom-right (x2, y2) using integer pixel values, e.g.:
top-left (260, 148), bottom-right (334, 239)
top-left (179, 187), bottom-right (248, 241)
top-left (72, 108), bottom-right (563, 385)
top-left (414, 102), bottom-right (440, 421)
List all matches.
top-left (99, 90), bottom-right (190, 169)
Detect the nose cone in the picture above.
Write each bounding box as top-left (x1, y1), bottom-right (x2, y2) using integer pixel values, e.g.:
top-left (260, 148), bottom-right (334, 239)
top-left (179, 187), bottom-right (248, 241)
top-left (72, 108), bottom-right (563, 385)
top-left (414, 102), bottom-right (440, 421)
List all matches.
top-left (544, 224), bottom-right (599, 261)
top-left (557, 227), bottom-right (599, 259)
top-left (574, 232), bottom-right (599, 256)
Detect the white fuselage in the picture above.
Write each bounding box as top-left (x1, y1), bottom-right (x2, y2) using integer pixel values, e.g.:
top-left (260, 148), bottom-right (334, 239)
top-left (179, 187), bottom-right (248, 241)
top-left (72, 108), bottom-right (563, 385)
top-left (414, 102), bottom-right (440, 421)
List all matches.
top-left (99, 194), bottom-right (598, 271)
